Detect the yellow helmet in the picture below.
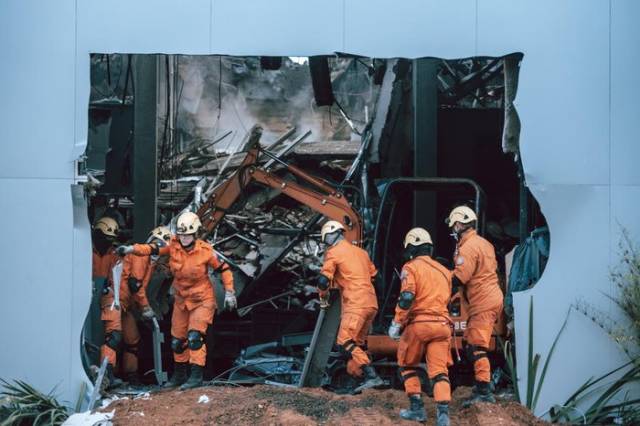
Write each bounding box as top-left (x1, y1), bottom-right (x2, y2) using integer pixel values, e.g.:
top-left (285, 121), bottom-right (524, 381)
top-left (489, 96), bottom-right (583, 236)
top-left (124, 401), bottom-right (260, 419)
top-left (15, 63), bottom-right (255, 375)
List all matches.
top-left (94, 217), bottom-right (119, 238)
top-left (149, 226), bottom-right (171, 242)
top-left (176, 211), bottom-right (201, 235)
top-left (321, 220), bottom-right (345, 242)
top-left (445, 206), bottom-right (477, 228)
top-left (403, 227), bottom-right (433, 248)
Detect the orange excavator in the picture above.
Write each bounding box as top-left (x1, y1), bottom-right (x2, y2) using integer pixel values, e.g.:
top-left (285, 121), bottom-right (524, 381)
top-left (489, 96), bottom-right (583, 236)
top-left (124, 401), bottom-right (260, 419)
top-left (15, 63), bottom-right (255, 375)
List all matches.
top-left (194, 131), bottom-right (505, 387)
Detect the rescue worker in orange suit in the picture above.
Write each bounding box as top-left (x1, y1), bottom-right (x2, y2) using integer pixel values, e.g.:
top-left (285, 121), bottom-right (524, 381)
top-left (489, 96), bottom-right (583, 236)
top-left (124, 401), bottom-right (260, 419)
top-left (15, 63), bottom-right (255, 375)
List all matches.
top-left (387, 228), bottom-right (452, 425)
top-left (117, 211), bottom-right (236, 390)
top-left (119, 225), bottom-right (171, 386)
top-left (446, 206), bottom-right (504, 406)
top-left (91, 216), bottom-right (123, 389)
top-left (317, 220), bottom-right (384, 392)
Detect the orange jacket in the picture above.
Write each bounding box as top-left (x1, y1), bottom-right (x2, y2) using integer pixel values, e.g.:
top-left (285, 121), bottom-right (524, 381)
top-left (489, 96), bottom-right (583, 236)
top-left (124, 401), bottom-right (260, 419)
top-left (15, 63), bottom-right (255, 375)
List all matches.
top-left (133, 238), bottom-right (233, 310)
top-left (92, 247), bottom-right (118, 279)
top-left (121, 253), bottom-right (153, 308)
top-left (453, 229), bottom-right (503, 316)
top-left (394, 256), bottom-right (452, 325)
top-left (320, 239), bottom-right (378, 313)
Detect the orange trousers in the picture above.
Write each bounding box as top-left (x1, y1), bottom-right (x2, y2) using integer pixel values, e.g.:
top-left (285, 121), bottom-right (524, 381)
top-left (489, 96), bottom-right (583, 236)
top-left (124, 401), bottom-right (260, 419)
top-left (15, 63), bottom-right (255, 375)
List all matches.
top-left (171, 298), bottom-right (215, 366)
top-left (464, 307), bottom-right (500, 383)
top-left (121, 309), bottom-right (141, 374)
top-left (397, 320), bottom-right (452, 403)
top-left (100, 293), bottom-right (121, 366)
top-left (336, 307), bottom-right (377, 377)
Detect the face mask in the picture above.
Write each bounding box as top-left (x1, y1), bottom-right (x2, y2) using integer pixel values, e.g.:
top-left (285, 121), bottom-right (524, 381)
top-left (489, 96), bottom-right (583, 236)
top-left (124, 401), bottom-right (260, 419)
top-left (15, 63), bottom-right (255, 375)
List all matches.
top-left (324, 231), bottom-right (342, 246)
top-left (178, 234), bottom-right (195, 247)
top-left (450, 232), bottom-right (459, 242)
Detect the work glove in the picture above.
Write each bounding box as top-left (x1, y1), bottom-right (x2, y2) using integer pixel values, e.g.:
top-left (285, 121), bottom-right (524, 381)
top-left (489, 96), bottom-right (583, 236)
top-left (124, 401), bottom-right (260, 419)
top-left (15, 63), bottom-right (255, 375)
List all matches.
top-left (127, 277), bottom-right (142, 294)
top-left (141, 306), bottom-right (156, 320)
top-left (117, 245), bottom-right (134, 256)
top-left (319, 292), bottom-right (330, 309)
top-left (388, 321), bottom-right (402, 341)
top-left (224, 291), bottom-right (237, 311)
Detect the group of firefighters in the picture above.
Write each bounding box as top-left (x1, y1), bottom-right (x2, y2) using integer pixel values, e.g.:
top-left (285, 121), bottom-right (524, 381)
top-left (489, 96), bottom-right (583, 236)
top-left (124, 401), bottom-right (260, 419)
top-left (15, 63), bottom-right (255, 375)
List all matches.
top-left (91, 204), bottom-right (503, 426)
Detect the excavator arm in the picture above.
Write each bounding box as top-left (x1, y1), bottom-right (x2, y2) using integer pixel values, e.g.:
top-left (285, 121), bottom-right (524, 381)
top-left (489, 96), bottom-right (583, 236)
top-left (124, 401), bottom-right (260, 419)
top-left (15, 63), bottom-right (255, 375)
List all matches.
top-left (196, 142), bottom-right (363, 244)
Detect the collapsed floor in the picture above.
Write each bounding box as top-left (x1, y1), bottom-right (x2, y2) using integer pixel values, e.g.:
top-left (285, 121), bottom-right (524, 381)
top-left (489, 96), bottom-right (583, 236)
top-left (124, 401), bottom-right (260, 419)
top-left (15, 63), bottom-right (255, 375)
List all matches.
top-left (100, 386), bottom-right (547, 426)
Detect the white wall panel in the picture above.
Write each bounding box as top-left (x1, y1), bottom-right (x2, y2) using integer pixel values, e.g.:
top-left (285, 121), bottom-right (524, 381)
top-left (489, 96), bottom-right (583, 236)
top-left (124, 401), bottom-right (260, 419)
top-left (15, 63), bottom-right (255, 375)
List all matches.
top-left (344, 0), bottom-right (477, 59)
top-left (478, 0), bottom-right (610, 186)
top-left (0, 0), bottom-right (76, 179)
top-left (0, 178), bottom-right (78, 400)
top-left (212, 0), bottom-right (344, 56)
top-left (611, 0), bottom-right (640, 186)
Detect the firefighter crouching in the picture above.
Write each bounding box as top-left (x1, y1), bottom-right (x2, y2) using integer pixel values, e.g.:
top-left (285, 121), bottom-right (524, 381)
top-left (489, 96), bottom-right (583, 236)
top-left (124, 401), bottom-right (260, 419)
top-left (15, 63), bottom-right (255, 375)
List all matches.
top-left (316, 220), bottom-right (384, 393)
top-left (118, 211), bottom-right (237, 390)
top-left (388, 228), bottom-right (453, 425)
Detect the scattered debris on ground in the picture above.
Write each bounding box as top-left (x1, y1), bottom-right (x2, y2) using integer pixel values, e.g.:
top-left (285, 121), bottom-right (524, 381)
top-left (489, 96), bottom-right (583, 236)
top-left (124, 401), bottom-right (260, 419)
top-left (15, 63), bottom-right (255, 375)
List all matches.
top-left (102, 385), bottom-right (547, 425)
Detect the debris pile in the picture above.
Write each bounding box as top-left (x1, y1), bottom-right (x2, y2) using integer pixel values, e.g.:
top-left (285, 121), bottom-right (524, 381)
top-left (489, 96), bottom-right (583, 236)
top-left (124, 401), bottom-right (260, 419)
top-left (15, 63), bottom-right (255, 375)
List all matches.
top-left (100, 385), bottom-right (548, 426)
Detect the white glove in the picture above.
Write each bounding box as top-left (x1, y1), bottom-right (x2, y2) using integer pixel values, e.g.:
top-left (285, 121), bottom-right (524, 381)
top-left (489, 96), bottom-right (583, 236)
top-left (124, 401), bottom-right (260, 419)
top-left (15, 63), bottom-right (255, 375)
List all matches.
top-left (141, 306), bottom-right (156, 320)
top-left (388, 321), bottom-right (402, 341)
top-left (224, 291), bottom-right (237, 311)
top-left (116, 245), bottom-right (134, 256)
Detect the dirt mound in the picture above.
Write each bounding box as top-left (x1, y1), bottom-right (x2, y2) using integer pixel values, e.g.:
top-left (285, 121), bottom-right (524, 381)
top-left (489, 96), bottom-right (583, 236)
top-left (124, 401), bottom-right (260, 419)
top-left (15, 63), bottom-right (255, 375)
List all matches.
top-left (103, 385), bottom-right (547, 425)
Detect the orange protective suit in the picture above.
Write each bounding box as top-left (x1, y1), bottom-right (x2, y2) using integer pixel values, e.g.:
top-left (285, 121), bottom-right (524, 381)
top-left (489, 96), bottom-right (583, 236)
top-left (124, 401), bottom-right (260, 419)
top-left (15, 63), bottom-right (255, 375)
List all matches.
top-left (133, 238), bottom-right (233, 367)
top-left (92, 247), bottom-right (121, 366)
top-left (320, 239), bottom-right (378, 377)
top-left (119, 253), bottom-right (155, 374)
top-left (453, 229), bottom-right (504, 383)
top-left (395, 256), bottom-right (453, 402)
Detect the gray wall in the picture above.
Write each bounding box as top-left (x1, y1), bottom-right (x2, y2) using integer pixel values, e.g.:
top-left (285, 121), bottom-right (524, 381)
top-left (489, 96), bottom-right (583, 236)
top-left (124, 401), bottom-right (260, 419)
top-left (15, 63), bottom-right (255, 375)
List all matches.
top-left (1, 0), bottom-right (639, 414)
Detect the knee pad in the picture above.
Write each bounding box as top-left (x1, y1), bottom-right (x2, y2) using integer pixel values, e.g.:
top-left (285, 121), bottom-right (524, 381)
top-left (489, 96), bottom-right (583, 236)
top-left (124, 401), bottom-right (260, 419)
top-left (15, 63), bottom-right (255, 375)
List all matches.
top-left (465, 344), bottom-right (488, 363)
top-left (105, 331), bottom-right (122, 350)
top-left (187, 330), bottom-right (205, 350)
top-left (433, 373), bottom-right (450, 385)
top-left (124, 343), bottom-right (138, 355)
top-left (171, 336), bottom-right (186, 354)
top-left (399, 367), bottom-right (419, 382)
top-left (127, 277), bottom-right (142, 293)
top-left (340, 339), bottom-right (357, 359)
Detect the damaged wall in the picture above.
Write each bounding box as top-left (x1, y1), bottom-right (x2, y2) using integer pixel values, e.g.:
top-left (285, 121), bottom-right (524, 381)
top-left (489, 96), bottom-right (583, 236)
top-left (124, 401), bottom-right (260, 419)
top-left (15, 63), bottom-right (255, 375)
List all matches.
top-left (1, 0), bottom-right (639, 416)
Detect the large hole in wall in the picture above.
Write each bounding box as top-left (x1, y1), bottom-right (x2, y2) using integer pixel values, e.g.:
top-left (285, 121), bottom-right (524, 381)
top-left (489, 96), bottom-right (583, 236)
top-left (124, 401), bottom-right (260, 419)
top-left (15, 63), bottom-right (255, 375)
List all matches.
top-left (79, 53), bottom-right (548, 389)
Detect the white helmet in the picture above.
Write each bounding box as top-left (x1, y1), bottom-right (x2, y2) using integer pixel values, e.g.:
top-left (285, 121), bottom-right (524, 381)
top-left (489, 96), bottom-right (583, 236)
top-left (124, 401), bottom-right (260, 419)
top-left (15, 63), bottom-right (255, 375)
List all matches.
top-left (321, 220), bottom-right (345, 242)
top-left (445, 206), bottom-right (477, 228)
top-left (94, 217), bottom-right (119, 238)
top-left (149, 226), bottom-right (171, 242)
top-left (403, 227), bottom-right (433, 248)
top-left (176, 212), bottom-right (201, 235)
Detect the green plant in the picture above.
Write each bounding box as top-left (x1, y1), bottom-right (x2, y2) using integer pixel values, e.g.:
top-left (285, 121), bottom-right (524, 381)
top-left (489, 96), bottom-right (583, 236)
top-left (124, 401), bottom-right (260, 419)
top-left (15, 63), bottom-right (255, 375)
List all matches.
top-left (549, 362), bottom-right (640, 424)
top-left (501, 296), bottom-right (570, 412)
top-left (0, 379), bottom-right (69, 426)
top-left (555, 230), bottom-right (640, 424)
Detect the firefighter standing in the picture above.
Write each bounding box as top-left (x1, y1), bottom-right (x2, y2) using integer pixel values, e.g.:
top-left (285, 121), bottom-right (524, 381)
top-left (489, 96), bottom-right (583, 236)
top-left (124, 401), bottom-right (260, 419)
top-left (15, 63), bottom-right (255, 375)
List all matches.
top-left (118, 212), bottom-right (236, 390)
top-left (446, 206), bottom-right (504, 405)
top-left (316, 221), bottom-right (383, 392)
top-left (388, 228), bottom-right (452, 425)
top-left (119, 226), bottom-right (171, 385)
top-left (91, 216), bottom-right (123, 389)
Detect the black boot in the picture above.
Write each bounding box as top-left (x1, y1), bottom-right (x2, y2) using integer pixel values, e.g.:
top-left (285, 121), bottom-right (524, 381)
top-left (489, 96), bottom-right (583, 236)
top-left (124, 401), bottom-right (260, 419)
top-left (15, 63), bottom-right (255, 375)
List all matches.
top-left (164, 362), bottom-right (188, 389)
top-left (125, 372), bottom-right (142, 388)
top-left (180, 364), bottom-right (204, 390)
top-left (436, 403), bottom-right (450, 426)
top-left (104, 364), bottom-right (123, 390)
top-left (462, 381), bottom-right (496, 407)
top-left (354, 365), bottom-right (384, 393)
top-left (399, 394), bottom-right (426, 422)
